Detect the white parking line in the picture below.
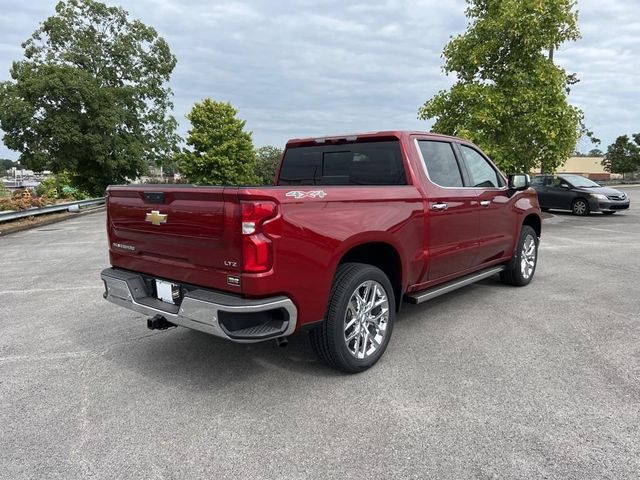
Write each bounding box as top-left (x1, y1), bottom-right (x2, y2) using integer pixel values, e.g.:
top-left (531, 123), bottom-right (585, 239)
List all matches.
top-left (39, 241), bottom-right (98, 246)
top-left (569, 226), bottom-right (636, 235)
top-left (0, 351), bottom-right (94, 364)
top-left (0, 285), bottom-right (103, 295)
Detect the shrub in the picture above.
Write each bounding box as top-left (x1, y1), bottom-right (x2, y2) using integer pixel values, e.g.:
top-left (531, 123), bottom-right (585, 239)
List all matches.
top-left (0, 195), bottom-right (45, 211)
top-left (36, 173), bottom-right (89, 200)
top-left (0, 198), bottom-right (13, 211)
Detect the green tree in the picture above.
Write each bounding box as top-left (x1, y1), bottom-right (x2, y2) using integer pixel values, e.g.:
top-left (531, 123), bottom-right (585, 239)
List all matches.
top-left (602, 135), bottom-right (640, 179)
top-left (588, 148), bottom-right (603, 157)
top-left (177, 99), bottom-right (257, 185)
top-left (0, 0), bottom-right (178, 195)
top-left (0, 159), bottom-right (15, 177)
top-left (254, 146), bottom-right (282, 185)
top-left (419, 0), bottom-right (586, 174)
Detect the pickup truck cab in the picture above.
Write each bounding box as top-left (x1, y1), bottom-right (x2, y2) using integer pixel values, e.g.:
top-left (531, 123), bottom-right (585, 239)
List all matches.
top-left (101, 131), bottom-right (541, 372)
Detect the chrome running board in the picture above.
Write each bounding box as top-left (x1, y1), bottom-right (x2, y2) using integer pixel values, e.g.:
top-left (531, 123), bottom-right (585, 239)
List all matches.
top-left (405, 266), bottom-right (505, 304)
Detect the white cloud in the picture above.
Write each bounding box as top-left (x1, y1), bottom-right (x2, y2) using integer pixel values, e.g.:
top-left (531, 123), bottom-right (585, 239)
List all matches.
top-left (0, 0), bottom-right (638, 160)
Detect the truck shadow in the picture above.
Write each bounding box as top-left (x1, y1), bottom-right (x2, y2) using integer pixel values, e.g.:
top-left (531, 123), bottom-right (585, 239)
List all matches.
top-left (99, 277), bottom-right (505, 389)
top-left (394, 275), bottom-right (515, 328)
top-left (100, 321), bottom-right (344, 389)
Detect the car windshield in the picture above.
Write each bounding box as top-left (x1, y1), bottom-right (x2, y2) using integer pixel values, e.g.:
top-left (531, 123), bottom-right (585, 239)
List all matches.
top-left (561, 175), bottom-right (600, 188)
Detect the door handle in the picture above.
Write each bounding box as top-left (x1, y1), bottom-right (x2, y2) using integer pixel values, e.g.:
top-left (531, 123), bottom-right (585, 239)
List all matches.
top-left (480, 200), bottom-right (491, 207)
top-left (431, 202), bottom-right (448, 211)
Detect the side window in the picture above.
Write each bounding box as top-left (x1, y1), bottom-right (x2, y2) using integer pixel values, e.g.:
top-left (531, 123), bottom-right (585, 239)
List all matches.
top-left (460, 145), bottom-right (502, 188)
top-left (549, 177), bottom-right (563, 188)
top-left (530, 176), bottom-right (544, 187)
top-left (417, 141), bottom-right (463, 187)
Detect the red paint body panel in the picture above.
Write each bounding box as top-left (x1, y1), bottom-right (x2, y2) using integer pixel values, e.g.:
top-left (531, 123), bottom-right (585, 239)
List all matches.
top-left (108, 186), bottom-right (242, 292)
top-left (105, 131), bottom-right (541, 330)
top-left (236, 186), bottom-right (424, 324)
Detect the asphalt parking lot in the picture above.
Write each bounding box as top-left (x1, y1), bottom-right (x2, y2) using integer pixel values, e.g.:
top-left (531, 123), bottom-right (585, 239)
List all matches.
top-left (1, 188), bottom-right (639, 479)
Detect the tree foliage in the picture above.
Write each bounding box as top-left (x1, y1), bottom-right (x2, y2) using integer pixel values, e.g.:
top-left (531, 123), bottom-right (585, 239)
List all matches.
top-left (177, 99), bottom-right (257, 185)
top-left (37, 171), bottom-right (90, 199)
top-left (602, 135), bottom-right (640, 178)
top-left (0, 159), bottom-right (15, 177)
top-left (419, 0), bottom-right (586, 174)
top-left (254, 146), bottom-right (282, 185)
top-left (0, 0), bottom-right (178, 195)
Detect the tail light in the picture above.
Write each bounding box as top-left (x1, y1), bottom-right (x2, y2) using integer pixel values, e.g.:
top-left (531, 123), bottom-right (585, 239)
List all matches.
top-left (241, 201), bottom-right (277, 273)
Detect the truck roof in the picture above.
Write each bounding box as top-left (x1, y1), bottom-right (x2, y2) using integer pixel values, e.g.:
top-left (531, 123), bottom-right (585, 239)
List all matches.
top-left (286, 130), bottom-right (463, 147)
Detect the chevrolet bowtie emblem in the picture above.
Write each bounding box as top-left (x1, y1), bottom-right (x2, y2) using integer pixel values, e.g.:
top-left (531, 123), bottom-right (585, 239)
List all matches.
top-left (145, 210), bottom-right (168, 226)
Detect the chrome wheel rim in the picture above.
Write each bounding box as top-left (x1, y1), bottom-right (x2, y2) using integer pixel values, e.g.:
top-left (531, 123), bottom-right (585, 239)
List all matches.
top-left (521, 235), bottom-right (537, 279)
top-left (344, 280), bottom-right (389, 359)
top-left (574, 200), bottom-right (587, 215)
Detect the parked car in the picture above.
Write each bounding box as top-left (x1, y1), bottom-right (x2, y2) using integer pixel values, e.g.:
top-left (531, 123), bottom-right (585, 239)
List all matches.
top-left (101, 131), bottom-right (541, 372)
top-left (531, 174), bottom-right (630, 216)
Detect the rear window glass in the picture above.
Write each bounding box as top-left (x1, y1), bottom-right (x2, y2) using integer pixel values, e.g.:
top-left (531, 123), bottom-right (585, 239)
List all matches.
top-left (278, 140), bottom-right (407, 186)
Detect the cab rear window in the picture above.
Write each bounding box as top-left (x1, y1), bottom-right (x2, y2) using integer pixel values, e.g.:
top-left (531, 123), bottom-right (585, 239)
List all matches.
top-left (278, 140), bottom-right (407, 186)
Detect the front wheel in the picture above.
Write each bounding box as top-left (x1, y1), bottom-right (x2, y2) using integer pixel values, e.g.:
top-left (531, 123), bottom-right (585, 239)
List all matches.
top-left (572, 198), bottom-right (590, 216)
top-left (309, 263), bottom-right (395, 373)
top-left (500, 225), bottom-right (538, 286)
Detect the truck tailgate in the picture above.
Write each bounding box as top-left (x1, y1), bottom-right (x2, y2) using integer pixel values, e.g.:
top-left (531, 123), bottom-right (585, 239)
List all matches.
top-left (106, 185), bottom-right (241, 290)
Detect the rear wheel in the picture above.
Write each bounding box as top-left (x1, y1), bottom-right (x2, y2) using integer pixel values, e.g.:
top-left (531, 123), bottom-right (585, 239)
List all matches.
top-left (309, 263), bottom-right (395, 373)
top-left (572, 198), bottom-right (590, 216)
top-left (500, 226), bottom-right (538, 286)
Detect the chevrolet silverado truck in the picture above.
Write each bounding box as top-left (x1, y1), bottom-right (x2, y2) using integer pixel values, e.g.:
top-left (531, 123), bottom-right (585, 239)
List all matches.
top-left (101, 131), bottom-right (541, 372)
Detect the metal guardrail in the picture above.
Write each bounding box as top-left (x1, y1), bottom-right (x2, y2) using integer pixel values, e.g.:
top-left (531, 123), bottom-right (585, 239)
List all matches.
top-left (0, 197), bottom-right (106, 223)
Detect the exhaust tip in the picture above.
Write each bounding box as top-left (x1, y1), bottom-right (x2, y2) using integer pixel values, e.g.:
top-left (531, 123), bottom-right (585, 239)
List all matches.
top-left (275, 337), bottom-right (288, 348)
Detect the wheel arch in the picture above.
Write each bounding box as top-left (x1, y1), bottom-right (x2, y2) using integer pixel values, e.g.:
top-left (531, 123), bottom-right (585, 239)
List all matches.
top-left (571, 196), bottom-right (593, 216)
top-left (572, 196), bottom-right (590, 208)
top-left (522, 213), bottom-right (541, 238)
top-left (337, 241), bottom-right (403, 311)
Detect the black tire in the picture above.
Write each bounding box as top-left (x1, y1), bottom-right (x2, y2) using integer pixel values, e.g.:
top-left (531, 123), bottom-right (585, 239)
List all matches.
top-left (602, 211), bottom-right (616, 215)
top-left (572, 198), bottom-right (590, 216)
top-left (500, 225), bottom-right (538, 287)
top-left (309, 263), bottom-right (395, 373)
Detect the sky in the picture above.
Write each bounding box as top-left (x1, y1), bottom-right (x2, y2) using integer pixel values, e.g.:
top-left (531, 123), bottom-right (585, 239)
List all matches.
top-left (0, 0), bottom-right (638, 160)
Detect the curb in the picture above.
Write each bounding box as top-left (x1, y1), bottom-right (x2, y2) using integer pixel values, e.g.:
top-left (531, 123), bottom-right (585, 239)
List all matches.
top-left (0, 206), bottom-right (105, 237)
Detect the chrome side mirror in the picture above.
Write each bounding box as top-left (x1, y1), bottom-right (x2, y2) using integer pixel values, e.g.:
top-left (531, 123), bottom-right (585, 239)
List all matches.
top-left (508, 173), bottom-right (530, 191)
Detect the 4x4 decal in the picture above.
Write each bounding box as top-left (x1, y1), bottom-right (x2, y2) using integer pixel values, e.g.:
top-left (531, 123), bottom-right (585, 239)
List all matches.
top-left (285, 190), bottom-right (327, 199)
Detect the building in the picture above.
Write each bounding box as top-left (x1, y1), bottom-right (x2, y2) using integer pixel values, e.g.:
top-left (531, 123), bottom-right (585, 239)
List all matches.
top-left (555, 156), bottom-right (617, 181)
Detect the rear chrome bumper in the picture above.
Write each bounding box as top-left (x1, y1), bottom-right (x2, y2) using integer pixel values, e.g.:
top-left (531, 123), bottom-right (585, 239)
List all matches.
top-left (100, 268), bottom-right (297, 342)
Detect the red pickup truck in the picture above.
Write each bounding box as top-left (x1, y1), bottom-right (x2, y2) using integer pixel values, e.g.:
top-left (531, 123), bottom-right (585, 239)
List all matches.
top-left (101, 131), bottom-right (541, 372)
